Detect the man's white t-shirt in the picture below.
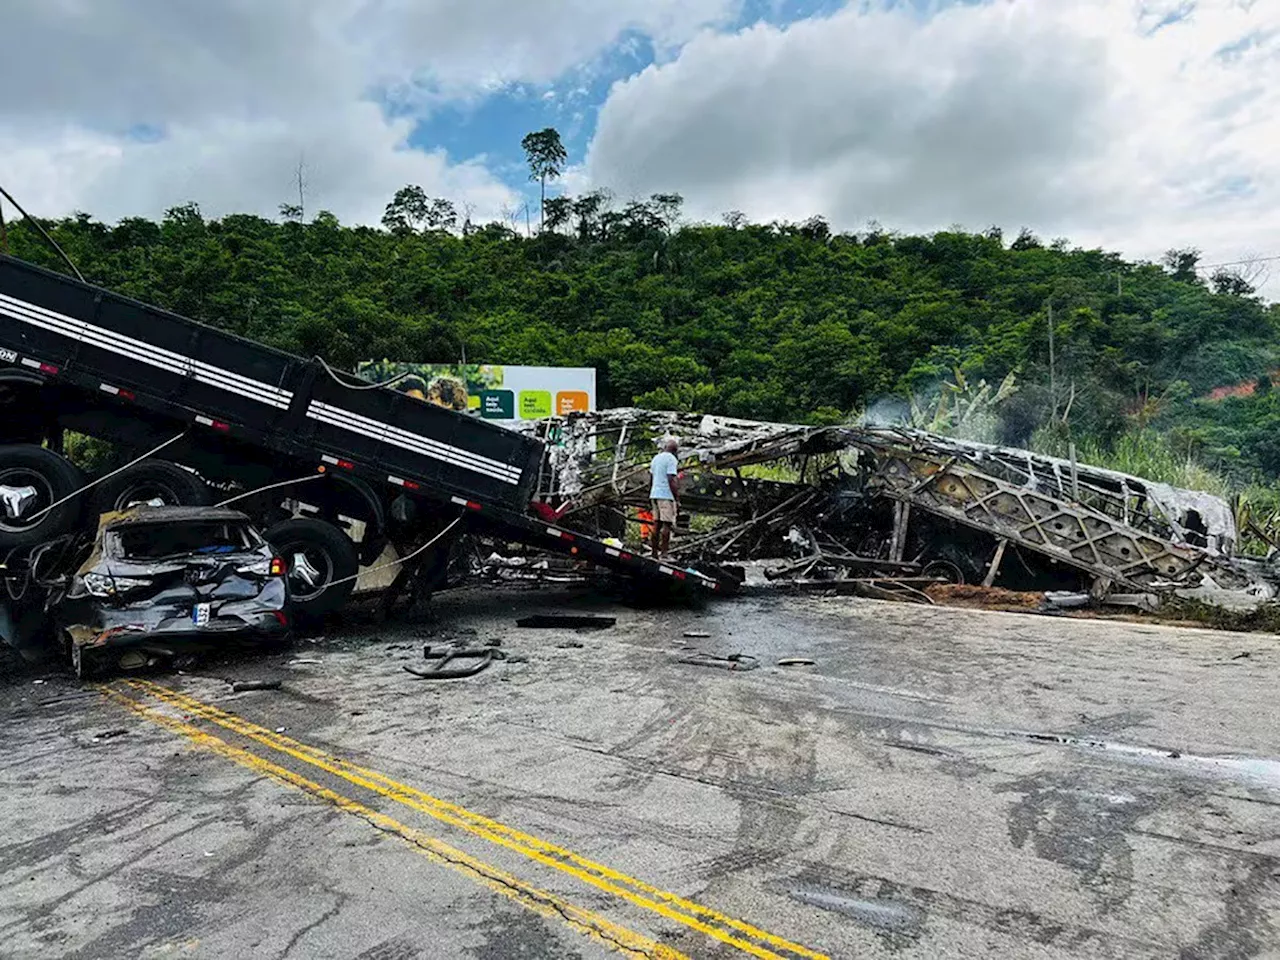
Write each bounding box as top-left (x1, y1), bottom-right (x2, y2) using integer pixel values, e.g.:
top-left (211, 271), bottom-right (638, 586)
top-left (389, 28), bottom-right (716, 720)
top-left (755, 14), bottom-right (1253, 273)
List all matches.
top-left (649, 451), bottom-right (678, 500)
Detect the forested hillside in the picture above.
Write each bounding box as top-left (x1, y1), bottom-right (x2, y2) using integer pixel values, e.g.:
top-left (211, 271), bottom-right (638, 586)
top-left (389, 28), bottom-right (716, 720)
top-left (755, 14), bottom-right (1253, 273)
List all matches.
top-left (4, 196), bottom-right (1278, 485)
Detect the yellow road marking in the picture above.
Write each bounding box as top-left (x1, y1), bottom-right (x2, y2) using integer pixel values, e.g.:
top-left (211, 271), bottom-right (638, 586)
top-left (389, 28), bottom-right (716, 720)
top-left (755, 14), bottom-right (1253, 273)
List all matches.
top-left (128, 678), bottom-right (828, 960)
top-left (98, 685), bottom-right (686, 960)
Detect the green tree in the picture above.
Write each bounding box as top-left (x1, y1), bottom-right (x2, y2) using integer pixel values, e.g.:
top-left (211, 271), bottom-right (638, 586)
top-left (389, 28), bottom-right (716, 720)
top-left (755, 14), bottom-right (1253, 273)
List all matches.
top-left (1163, 247), bottom-right (1202, 283)
top-left (520, 127), bottom-right (567, 232)
top-left (543, 195), bottom-right (572, 233)
top-left (382, 185), bottom-right (430, 234)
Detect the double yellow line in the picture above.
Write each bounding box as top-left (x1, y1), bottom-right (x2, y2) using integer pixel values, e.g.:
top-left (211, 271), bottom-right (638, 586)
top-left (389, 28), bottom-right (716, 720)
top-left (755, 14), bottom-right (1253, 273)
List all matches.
top-left (106, 679), bottom-right (828, 960)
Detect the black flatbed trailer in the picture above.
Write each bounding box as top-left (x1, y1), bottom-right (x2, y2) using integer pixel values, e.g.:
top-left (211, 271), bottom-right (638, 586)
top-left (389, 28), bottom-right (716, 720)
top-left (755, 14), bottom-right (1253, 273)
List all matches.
top-left (0, 255), bottom-right (736, 615)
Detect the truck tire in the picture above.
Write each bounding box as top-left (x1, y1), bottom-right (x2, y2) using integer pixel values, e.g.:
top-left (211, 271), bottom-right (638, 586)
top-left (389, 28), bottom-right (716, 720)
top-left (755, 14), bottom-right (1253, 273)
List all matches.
top-left (0, 445), bottom-right (84, 549)
top-left (265, 517), bottom-right (359, 620)
top-left (89, 459), bottom-right (212, 518)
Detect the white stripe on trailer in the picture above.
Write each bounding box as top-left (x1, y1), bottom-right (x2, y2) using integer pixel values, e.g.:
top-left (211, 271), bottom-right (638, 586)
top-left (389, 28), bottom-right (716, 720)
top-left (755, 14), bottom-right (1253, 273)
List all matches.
top-left (309, 400), bottom-right (522, 480)
top-left (450, 496), bottom-right (468, 506)
top-left (604, 548), bottom-right (621, 558)
top-left (0, 299), bottom-right (289, 408)
top-left (320, 455), bottom-right (339, 465)
top-left (195, 415), bottom-right (214, 426)
top-left (0, 293), bottom-right (292, 402)
top-left (19, 357), bottom-right (40, 369)
top-left (99, 383), bottom-right (120, 395)
top-left (306, 407), bottom-right (514, 485)
top-left (389, 475), bottom-right (406, 486)
top-left (306, 402), bottom-right (522, 485)
top-left (307, 401), bottom-right (522, 483)
top-left (307, 404), bottom-right (516, 481)
top-left (0, 293), bottom-right (293, 409)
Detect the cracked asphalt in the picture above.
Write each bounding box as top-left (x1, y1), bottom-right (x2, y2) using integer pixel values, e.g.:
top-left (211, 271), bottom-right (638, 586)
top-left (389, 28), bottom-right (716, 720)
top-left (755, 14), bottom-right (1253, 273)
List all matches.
top-left (2, 585), bottom-right (1280, 959)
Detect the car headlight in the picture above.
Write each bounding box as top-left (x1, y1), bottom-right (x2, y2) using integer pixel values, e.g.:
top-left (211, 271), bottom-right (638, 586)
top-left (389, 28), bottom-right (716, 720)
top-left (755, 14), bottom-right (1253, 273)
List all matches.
top-left (82, 573), bottom-right (154, 597)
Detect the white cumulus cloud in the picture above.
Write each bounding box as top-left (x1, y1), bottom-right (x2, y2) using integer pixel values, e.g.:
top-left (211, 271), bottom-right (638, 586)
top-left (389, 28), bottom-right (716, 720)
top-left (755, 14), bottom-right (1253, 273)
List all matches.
top-left (586, 0), bottom-right (1280, 295)
top-left (0, 0), bottom-right (733, 226)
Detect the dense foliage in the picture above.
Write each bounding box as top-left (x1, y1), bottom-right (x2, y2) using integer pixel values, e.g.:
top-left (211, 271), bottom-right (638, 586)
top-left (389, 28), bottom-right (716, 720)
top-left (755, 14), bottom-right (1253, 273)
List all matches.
top-left (4, 197), bottom-right (1277, 487)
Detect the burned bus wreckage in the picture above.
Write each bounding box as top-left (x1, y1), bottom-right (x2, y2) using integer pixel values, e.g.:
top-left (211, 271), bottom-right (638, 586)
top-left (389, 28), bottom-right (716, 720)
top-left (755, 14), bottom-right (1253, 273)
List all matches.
top-left (520, 409), bottom-right (1277, 607)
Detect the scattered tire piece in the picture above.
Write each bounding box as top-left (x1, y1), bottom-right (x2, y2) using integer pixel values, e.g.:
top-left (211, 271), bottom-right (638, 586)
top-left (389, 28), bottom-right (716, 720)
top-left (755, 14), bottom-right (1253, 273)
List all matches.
top-left (230, 679), bottom-right (282, 692)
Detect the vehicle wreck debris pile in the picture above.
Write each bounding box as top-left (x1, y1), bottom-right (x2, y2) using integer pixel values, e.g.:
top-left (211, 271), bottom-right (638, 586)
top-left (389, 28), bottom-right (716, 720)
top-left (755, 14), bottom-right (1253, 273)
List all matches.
top-left (523, 409), bottom-right (1279, 609)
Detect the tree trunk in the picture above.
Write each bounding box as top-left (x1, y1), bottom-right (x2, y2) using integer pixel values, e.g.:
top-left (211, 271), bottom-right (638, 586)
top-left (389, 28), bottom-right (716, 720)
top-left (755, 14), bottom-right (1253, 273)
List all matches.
top-left (540, 174), bottom-right (546, 232)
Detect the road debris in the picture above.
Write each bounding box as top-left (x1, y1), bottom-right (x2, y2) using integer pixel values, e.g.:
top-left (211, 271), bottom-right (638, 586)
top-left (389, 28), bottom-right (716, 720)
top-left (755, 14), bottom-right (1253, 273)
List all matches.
top-left (674, 652), bottom-right (760, 671)
top-left (404, 645), bottom-right (494, 679)
top-left (787, 887), bottom-right (924, 938)
top-left (516, 615), bottom-right (616, 630)
top-left (230, 679), bottom-right (282, 692)
top-left (777, 657), bottom-right (816, 667)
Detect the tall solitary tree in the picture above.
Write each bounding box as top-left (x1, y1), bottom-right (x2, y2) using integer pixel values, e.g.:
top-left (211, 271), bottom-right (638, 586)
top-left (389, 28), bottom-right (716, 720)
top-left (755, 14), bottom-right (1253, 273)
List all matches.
top-left (382, 185), bottom-right (430, 234)
top-left (521, 127), bottom-right (567, 232)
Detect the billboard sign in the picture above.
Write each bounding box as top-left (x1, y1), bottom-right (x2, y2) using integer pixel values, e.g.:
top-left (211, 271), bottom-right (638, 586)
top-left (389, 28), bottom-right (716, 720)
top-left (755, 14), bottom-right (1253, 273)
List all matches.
top-left (356, 361), bottom-right (596, 423)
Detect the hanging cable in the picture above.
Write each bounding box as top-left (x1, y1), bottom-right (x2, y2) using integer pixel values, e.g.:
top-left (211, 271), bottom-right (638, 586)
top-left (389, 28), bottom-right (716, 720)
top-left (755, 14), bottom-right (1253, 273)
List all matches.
top-left (0, 182), bottom-right (86, 282)
top-left (26, 431), bottom-right (188, 523)
top-left (313, 355), bottom-right (410, 391)
top-left (216, 472), bottom-right (326, 508)
top-left (316, 514), bottom-right (464, 594)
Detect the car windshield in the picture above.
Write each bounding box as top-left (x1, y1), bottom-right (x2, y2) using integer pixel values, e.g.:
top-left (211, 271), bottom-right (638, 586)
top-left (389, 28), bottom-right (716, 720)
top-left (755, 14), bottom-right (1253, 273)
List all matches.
top-left (110, 521), bottom-right (262, 560)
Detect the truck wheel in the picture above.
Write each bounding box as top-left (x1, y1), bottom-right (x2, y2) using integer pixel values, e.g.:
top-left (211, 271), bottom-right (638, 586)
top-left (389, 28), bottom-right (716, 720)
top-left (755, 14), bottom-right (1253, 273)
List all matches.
top-left (0, 444), bottom-right (84, 549)
top-left (89, 459), bottom-right (211, 518)
top-left (265, 517), bottom-right (359, 620)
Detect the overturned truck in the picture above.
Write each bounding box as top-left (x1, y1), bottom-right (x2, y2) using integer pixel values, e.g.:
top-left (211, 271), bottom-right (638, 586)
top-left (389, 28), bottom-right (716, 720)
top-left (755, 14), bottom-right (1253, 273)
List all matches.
top-left (526, 410), bottom-right (1275, 603)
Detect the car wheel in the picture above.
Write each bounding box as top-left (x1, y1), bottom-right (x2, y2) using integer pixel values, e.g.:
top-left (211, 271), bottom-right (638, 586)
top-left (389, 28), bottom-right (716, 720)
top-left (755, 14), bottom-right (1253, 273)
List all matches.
top-left (0, 444), bottom-right (84, 549)
top-left (265, 517), bottom-right (359, 621)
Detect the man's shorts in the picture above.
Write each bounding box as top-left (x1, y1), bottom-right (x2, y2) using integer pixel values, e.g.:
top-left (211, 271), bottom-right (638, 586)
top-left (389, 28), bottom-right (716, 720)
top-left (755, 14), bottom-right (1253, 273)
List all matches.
top-left (650, 499), bottom-right (677, 523)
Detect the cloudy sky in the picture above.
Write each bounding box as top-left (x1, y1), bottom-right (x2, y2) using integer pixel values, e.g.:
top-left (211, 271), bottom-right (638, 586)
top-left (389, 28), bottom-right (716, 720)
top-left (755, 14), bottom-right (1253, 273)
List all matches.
top-left (3, 0), bottom-right (1277, 295)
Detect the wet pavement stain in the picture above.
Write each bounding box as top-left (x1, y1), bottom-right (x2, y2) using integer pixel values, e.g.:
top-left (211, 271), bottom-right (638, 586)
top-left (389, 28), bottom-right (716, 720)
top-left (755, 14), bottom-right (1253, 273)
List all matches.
top-left (469, 907), bottom-right (587, 960)
top-left (1176, 859), bottom-right (1279, 960)
top-left (998, 771), bottom-right (1155, 911)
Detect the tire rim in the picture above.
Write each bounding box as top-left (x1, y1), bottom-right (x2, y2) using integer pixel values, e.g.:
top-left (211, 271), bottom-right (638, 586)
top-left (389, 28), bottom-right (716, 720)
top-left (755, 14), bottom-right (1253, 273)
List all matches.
top-left (283, 543), bottom-right (335, 601)
top-left (0, 468), bottom-right (55, 533)
top-left (923, 559), bottom-right (966, 586)
top-left (112, 480), bottom-right (183, 511)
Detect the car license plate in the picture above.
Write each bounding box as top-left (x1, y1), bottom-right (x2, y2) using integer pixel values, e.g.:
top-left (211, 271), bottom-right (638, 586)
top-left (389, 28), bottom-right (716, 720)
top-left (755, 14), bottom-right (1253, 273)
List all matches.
top-left (192, 603), bottom-right (211, 627)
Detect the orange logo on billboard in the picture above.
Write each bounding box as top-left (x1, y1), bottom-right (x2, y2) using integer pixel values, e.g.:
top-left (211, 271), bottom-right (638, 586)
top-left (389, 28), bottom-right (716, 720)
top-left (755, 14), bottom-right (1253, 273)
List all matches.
top-left (557, 391), bottom-right (589, 415)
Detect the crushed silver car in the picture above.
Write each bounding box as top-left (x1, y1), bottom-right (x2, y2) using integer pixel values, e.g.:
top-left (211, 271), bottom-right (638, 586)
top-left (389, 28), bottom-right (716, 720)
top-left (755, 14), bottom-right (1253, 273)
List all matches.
top-left (52, 506), bottom-right (291, 678)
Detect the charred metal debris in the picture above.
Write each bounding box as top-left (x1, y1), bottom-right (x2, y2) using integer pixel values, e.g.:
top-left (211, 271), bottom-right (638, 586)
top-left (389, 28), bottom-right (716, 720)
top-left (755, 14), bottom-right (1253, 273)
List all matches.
top-left (519, 410), bottom-right (1279, 607)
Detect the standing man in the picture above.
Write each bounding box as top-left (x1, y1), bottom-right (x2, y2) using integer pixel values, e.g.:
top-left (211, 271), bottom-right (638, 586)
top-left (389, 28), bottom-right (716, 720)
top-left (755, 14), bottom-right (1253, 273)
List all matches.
top-left (649, 437), bottom-right (680, 559)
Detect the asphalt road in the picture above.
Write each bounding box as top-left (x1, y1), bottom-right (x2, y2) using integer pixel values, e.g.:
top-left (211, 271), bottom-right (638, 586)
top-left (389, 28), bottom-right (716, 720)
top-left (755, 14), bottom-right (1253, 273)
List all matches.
top-left (2, 585), bottom-right (1279, 959)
